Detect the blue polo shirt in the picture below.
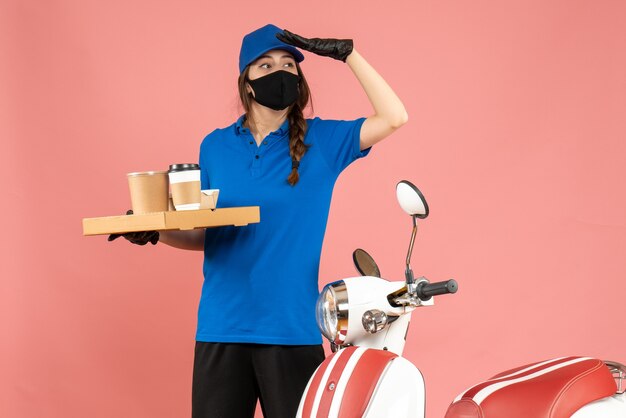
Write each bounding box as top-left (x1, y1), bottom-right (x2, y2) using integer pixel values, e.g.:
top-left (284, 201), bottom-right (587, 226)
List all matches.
top-left (197, 115), bottom-right (370, 345)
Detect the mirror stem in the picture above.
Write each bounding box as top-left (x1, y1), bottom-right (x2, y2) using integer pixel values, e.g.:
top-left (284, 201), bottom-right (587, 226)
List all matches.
top-left (405, 216), bottom-right (418, 292)
top-left (405, 215), bottom-right (417, 267)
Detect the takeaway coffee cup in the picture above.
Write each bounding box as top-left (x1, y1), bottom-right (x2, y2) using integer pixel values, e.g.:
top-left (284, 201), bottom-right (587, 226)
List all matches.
top-left (127, 171), bottom-right (169, 214)
top-left (168, 163), bottom-right (201, 210)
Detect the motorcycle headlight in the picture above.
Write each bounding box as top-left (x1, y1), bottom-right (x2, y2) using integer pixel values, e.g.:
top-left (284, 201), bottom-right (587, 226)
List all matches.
top-left (316, 281), bottom-right (349, 345)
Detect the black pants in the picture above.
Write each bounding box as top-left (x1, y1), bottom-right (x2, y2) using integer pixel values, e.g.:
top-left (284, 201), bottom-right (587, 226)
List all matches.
top-left (192, 342), bottom-right (325, 418)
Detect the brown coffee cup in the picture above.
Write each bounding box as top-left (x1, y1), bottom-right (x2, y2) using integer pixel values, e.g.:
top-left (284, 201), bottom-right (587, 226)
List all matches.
top-left (168, 164), bottom-right (201, 211)
top-left (127, 171), bottom-right (169, 214)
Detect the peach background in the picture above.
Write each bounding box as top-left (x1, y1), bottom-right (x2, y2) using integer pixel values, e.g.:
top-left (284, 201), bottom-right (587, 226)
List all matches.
top-left (2, 0), bottom-right (625, 417)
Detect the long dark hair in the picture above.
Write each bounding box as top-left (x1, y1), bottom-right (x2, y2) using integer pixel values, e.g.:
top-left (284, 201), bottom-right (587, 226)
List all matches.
top-left (238, 62), bottom-right (311, 186)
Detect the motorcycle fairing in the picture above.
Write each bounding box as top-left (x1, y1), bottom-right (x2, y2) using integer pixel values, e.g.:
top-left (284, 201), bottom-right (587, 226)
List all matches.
top-left (297, 346), bottom-right (425, 418)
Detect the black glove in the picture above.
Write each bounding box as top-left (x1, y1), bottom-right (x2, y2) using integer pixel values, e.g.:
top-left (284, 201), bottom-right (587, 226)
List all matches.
top-left (276, 30), bottom-right (354, 62)
top-left (107, 210), bottom-right (160, 246)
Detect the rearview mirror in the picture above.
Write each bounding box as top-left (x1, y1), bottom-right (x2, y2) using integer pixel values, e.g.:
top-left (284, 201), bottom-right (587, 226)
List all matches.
top-left (396, 180), bottom-right (429, 218)
top-left (352, 248), bottom-right (381, 278)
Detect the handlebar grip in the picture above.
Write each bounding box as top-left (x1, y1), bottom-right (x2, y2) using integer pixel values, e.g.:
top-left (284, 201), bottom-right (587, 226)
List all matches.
top-left (416, 279), bottom-right (458, 301)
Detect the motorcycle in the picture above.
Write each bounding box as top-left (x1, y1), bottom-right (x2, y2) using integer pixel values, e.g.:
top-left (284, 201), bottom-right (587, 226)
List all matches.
top-left (296, 180), bottom-right (626, 418)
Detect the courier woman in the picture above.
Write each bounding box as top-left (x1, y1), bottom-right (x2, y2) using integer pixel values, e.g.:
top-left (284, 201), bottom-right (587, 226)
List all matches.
top-left (111, 24), bottom-right (408, 418)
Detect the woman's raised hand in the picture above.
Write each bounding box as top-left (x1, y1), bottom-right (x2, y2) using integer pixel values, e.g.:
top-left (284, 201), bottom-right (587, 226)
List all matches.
top-left (276, 30), bottom-right (353, 62)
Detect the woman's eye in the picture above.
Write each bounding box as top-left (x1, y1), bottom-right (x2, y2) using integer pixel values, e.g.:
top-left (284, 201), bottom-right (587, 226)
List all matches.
top-left (260, 63), bottom-right (271, 69)
top-left (283, 62), bottom-right (295, 67)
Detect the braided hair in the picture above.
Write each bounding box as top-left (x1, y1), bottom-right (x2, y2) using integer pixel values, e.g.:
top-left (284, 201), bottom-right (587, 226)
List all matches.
top-left (238, 62), bottom-right (311, 186)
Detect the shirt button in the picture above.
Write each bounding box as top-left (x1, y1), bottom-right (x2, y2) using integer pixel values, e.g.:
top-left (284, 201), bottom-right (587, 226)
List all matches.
top-left (263, 141), bottom-right (268, 145)
top-left (255, 155), bottom-right (260, 159)
top-left (249, 141), bottom-right (253, 144)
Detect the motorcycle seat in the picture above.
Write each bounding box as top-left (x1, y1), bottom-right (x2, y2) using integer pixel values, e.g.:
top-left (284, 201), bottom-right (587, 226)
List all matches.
top-left (445, 356), bottom-right (617, 418)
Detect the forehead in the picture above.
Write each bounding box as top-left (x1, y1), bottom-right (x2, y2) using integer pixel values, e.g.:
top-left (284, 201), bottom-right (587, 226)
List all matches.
top-left (254, 49), bottom-right (296, 61)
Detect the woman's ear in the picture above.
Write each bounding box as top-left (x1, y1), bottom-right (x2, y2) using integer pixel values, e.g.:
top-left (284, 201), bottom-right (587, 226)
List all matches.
top-left (246, 83), bottom-right (254, 97)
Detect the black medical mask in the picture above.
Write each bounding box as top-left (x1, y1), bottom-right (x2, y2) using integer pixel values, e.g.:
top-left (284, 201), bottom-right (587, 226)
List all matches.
top-left (246, 70), bottom-right (300, 111)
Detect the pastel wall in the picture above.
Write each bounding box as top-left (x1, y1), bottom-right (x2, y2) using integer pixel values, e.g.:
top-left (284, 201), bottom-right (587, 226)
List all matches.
top-left (2, 1), bottom-right (625, 417)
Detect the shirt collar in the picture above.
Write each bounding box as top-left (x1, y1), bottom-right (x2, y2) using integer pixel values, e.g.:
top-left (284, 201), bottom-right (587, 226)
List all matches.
top-left (234, 114), bottom-right (290, 137)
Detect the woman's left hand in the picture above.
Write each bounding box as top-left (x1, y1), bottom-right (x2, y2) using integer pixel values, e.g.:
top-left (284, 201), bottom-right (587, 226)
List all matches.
top-left (276, 30), bottom-right (353, 62)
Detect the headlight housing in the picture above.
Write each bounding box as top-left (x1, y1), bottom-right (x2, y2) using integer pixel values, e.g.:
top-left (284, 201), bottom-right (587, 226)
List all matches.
top-left (316, 281), bottom-right (349, 345)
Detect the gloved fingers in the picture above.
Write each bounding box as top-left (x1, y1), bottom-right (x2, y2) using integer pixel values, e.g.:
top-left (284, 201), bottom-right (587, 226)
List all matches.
top-left (108, 231), bottom-right (158, 245)
top-left (131, 231), bottom-right (149, 243)
top-left (277, 30), bottom-right (353, 62)
top-left (276, 30), bottom-right (311, 49)
top-left (282, 31), bottom-right (336, 53)
top-left (129, 238), bottom-right (149, 245)
top-left (106, 211), bottom-right (159, 245)
top-left (128, 231), bottom-right (159, 245)
top-left (107, 210), bottom-right (134, 242)
top-left (128, 231), bottom-right (157, 245)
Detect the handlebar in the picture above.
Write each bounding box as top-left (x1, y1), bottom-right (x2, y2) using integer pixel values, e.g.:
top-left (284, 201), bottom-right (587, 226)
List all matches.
top-left (416, 279), bottom-right (458, 301)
